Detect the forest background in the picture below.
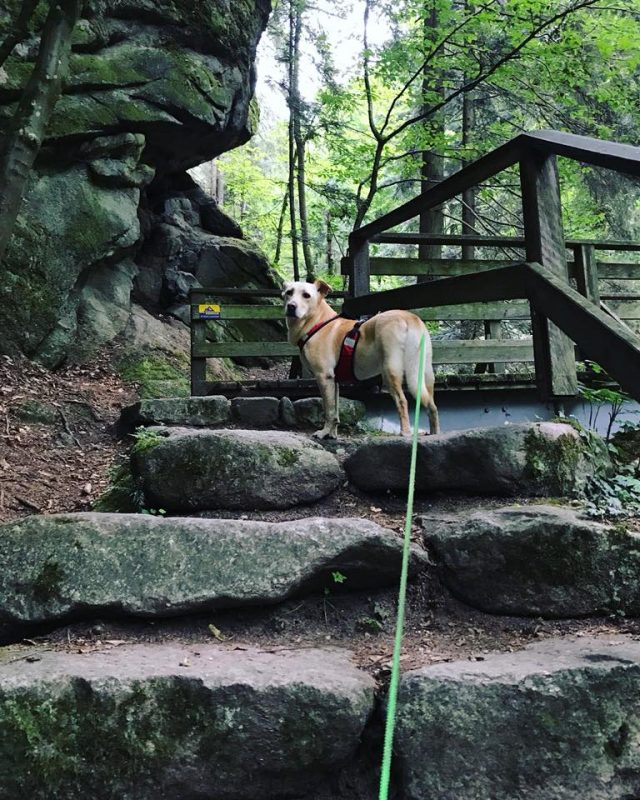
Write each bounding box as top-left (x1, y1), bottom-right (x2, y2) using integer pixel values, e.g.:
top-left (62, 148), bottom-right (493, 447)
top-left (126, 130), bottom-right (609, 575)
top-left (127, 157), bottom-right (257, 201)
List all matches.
top-left (213, 0), bottom-right (640, 290)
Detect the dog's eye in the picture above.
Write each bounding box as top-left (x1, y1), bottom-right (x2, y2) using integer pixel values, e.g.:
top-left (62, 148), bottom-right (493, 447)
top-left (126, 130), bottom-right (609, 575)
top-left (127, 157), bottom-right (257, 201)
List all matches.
top-left (285, 289), bottom-right (293, 296)
top-left (303, 292), bottom-right (311, 299)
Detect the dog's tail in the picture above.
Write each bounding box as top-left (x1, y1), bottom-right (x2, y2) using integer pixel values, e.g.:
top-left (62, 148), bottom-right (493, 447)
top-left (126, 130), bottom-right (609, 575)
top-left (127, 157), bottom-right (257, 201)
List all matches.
top-left (404, 322), bottom-right (440, 434)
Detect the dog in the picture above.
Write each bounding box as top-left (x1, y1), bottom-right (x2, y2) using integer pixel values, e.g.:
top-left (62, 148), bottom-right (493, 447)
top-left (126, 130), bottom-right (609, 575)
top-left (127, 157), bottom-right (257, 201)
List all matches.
top-left (283, 279), bottom-right (439, 439)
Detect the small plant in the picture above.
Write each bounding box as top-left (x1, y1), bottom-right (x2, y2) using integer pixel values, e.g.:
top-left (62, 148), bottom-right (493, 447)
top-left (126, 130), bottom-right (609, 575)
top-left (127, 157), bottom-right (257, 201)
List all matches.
top-left (331, 570), bottom-right (347, 584)
top-left (141, 508), bottom-right (167, 516)
top-left (578, 361), bottom-right (631, 441)
top-left (583, 420), bottom-right (640, 519)
top-left (131, 427), bottom-right (165, 453)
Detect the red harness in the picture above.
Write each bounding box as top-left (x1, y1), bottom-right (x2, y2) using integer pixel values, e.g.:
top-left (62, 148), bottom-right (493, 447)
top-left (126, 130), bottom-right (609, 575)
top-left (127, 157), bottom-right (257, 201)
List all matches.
top-left (297, 315), bottom-right (368, 384)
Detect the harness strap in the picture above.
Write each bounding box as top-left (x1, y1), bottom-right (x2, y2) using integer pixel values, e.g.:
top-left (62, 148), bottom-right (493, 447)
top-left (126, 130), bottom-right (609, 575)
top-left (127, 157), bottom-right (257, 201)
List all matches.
top-left (297, 315), bottom-right (341, 350)
top-left (335, 318), bottom-right (368, 383)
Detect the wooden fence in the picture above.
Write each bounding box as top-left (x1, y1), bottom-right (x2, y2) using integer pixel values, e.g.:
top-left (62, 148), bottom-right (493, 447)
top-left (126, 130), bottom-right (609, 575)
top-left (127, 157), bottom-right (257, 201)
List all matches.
top-left (191, 131), bottom-right (640, 400)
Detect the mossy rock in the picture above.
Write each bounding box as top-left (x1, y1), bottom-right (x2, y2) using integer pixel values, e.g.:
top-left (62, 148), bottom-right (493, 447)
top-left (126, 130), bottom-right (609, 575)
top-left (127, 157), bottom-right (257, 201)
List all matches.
top-left (116, 353), bottom-right (190, 399)
top-left (13, 400), bottom-right (58, 425)
top-left (132, 427), bottom-right (344, 511)
top-left (345, 422), bottom-right (608, 497)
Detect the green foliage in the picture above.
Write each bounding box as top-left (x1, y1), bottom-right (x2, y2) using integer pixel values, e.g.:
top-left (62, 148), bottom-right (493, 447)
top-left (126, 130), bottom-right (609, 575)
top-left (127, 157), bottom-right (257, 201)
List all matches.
top-left (574, 366), bottom-right (640, 518)
top-left (225, 0), bottom-right (640, 281)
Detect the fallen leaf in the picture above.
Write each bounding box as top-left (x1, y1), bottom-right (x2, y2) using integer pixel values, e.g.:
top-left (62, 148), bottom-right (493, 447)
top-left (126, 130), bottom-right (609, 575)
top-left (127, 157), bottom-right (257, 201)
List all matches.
top-left (208, 623), bottom-right (226, 641)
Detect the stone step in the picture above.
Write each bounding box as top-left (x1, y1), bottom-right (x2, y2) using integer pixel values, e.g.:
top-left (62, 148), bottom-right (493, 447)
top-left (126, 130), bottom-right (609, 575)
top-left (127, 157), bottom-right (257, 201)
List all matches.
top-left (132, 427), bottom-right (345, 511)
top-left (0, 512), bottom-right (427, 641)
top-left (118, 395), bottom-right (366, 434)
top-left (128, 422), bottom-right (606, 514)
top-left (346, 422), bottom-right (607, 497)
top-left (422, 504), bottom-right (640, 618)
top-left (2, 635), bottom-right (640, 799)
top-left (395, 635), bottom-right (640, 800)
top-left (0, 644), bottom-right (374, 800)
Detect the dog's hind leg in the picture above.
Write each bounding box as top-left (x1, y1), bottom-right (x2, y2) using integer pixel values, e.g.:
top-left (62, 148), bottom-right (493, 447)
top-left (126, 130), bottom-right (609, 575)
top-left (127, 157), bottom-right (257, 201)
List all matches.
top-left (422, 363), bottom-right (440, 435)
top-left (404, 331), bottom-right (440, 435)
top-left (383, 365), bottom-right (411, 436)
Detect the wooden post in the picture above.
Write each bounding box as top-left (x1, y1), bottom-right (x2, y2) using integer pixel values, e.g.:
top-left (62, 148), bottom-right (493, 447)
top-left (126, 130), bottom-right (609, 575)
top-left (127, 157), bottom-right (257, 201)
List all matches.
top-left (191, 319), bottom-right (207, 396)
top-left (350, 241), bottom-right (370, 297)
top-left (574, 244), bottom-right (600, 304)
top-left (486, 320), bottom-right (505, 373)
top-left (520, 151), bottom-right (577, 397)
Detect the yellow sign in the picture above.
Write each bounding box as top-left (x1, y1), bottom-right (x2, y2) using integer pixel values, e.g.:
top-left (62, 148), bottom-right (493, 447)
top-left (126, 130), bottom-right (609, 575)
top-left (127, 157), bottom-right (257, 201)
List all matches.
top-left (198, 303), bottom-right (221, 319)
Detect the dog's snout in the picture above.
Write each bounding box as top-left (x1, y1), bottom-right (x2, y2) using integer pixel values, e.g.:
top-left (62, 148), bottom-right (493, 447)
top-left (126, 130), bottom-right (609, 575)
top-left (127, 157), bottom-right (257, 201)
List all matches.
top-left (286, 302), bottom-right (297, 317)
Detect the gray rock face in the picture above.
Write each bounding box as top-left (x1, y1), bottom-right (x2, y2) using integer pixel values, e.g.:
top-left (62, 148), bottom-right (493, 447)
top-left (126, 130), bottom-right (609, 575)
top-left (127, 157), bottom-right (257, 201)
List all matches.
top-left (345, 423), bottom-right (605, 497)
top-left (118, 396), bottom-right (232, 433)
top-left (0, 2), bottom-right (277, 363)
top-left (0, 512), bottom-right (424, 638)
top-left (232, 396), bottom-right (280, 426)
top-left (0, 644), bottom-right (374, 800)
top-left (423, 505), bottom-right (640, 617)
top-left (395, 636), bottom-right (640, 800)
top-left (293, 397), bottom-right (367, 431)
top-left (1, 137), bottom-right (143, 365)
top-left (134, 427), bottom-right (345, 510)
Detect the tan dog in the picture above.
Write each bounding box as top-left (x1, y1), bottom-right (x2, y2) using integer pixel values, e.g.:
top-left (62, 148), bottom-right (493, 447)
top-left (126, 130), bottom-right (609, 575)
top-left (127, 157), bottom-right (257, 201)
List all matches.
top-left (283, 279), bottom-right (439, 439)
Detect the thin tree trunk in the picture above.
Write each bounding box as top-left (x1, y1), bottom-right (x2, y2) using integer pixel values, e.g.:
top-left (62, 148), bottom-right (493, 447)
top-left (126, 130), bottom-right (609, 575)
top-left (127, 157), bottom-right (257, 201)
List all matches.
top-left (287, 1), bottom-right (300, 280)
top-left (274, 188), bottom-right (289, 266)
top-left (0, 0), bottom-right (82, 268)
top-left (326, 210), bottom-right (334, 274)
top-left (290, 3), bottom-right (314, 279)
top-left (0, 0), bottom-right (39, 69)
top-left (418, 1), bottom-right (445, 278)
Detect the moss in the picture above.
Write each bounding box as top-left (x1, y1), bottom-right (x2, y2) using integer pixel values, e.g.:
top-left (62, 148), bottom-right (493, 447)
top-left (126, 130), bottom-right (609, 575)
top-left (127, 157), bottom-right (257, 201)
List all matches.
top-left (276, 448), bottom-right (300, 468)
top-left (32, 561), bottom-right (65, 602)
top-left (524, 429), bottom-right (584, 497)
top-left (117, 354), bottom-right (190, 399)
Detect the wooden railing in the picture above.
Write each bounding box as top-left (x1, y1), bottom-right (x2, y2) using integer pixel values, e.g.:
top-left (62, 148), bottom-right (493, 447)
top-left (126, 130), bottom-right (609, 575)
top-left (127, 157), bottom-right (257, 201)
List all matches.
top-left (343, 130), bottom-right (640, 401)
top-left (190, 237), bottom-right (640, 396)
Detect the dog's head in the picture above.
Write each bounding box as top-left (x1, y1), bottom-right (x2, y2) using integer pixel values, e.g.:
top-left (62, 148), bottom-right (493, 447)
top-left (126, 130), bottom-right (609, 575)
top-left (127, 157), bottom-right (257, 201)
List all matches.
top-left (281, 279), bottom-right (331, 320)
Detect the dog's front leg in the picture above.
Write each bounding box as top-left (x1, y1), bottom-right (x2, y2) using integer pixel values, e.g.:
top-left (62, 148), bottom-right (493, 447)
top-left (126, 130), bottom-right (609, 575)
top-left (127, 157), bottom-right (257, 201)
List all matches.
top-left (313, 374), bottom-right (339, 439)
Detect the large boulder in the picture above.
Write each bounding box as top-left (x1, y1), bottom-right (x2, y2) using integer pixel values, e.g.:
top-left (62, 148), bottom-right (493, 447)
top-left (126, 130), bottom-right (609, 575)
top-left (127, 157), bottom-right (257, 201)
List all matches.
top-left (395, 636), bottom-right (640, 800)
top-left (0, 135), bottom-right (144, 365)
top-left (0, 644), bottom-right (374, 800)
top-left (0, 2), bottom-right (271, 172)
top-left (423, 505), bottom-right (640, 617)
top-left (0, 1), bottom-right (277, 364)
top-left (0, 512), bottom-right (426, 639)
top-left (345, 422), bottom-right (607, 497)
top-left (133, 428), bottom-right (344, 510)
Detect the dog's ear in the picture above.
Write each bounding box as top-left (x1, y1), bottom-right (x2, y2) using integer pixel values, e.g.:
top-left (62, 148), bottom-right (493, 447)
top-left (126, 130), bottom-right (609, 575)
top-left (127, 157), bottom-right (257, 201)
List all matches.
top-left (315, 279), bottom-right (332, 297)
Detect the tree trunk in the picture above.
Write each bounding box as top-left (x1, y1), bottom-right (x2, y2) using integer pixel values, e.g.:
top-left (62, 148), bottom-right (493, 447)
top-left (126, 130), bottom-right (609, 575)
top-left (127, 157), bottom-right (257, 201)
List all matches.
top-left (290, 2), bottom-right (314, 280)
top-left (287, 1), bottom-right (300, 280)
top-left (0, 0), bottom-right (39, 69)
top-left (274, 189), bottom-right (289, 266)
top-left (0, 0), bottom-right (82, 268)
top-left (326, 210), bottom-right (334, 274)
top-left (418, 1), bottom-right (445, 278)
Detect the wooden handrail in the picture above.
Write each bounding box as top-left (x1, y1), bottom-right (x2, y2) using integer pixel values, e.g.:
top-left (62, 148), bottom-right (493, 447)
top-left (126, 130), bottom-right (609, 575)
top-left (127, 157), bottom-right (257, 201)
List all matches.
top-left (349, 130), bottom-right (640, 251)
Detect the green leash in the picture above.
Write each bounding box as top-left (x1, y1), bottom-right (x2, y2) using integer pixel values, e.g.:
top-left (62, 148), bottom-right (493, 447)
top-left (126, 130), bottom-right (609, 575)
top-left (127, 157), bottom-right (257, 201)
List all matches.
top-left (378, 332), bottom-right (426, 800)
